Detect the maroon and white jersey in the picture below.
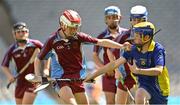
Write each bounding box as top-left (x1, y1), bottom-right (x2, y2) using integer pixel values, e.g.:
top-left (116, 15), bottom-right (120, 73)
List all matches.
top-left (1, 39), bottom-right (43, 81)
top-left (38, 29), bottom-right (98, 74)
top-left (93, 27), bottom-right (128, 64)
top-left (114, 29), bottom-right (132, 75)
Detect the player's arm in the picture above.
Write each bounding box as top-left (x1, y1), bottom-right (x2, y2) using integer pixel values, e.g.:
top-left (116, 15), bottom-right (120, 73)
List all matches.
top-left (107, 49), bottom-right (123, 78)
top-left (84, 56), bottom-right (126, 82)
top-left (42, 51), bottom-right (55, 76)
top-left (33, 40), bottom-right (51, 76)
top-left (96, 39), bottom-right (124, 49)
top-left (1, 66), bottom-right (15, 83)
top-left (128, 61), bottom-right (163, 76)
top-left (93, 34), bottom-right (105, 68)
top-left (128, 48), bottom-right (165, 76)
top-left (34, 52), bottom-right (42, 76)
top-left (80, 33), bottom-right (125, 49)
top-left (35, 38), bottom-right (52, 76)
top-left (34, 58), bottom-right (50, 76)
top-left (93, 52), bottom-right (104, 68)
top-left (1, 49), bottom-right (15, 82)
top-left (43, 58), bottom-right (51, 76)
top-left (138, 66), bottom-right (163, 76)
top-left (43, 59), bottom-right (51, 76)
top-left (106, 49), bottom-right (117, 76)
top-left (93, 45), bottom-right (104, 68)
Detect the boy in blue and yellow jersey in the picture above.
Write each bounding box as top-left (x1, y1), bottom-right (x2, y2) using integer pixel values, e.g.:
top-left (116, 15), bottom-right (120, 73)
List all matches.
top-left (84, 22), bottom-right (170, 104)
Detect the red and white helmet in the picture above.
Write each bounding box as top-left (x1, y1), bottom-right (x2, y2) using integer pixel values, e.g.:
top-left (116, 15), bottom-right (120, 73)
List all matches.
top-left (59, 10), bottom-right (81, 27)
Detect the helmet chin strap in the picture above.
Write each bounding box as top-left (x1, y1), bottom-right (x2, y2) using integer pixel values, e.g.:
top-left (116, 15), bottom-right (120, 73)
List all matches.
top-left (62, 28), bottom-right (68, 39)
top-left (135, 37), bottom-right (152, 51)
top-left (16, 39), bottom-right (27, 43)
top-left (134, 43), bottom-right (143, 51)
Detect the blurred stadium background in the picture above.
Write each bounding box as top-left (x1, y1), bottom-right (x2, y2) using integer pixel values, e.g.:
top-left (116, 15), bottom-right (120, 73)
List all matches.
top-left (0, 0), bottom-right (180, 104)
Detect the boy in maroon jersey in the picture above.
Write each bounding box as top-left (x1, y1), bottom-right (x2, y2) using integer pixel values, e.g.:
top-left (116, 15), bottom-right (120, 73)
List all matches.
top-left (1, 22), bottom-right (49, 104)
top-left (93, 6), bottom-right (133, 104)
top-left (35, 9), bottom-right (126, 105)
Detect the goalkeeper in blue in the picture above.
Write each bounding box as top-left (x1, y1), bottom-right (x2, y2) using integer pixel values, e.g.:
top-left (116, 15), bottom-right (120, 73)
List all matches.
top-left (84, 21), bottom-right (170, 104)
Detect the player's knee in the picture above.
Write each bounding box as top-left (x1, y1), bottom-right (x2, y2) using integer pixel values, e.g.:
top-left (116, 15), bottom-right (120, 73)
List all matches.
top-left (105, 93), bottom-right (115, 104)
top-left (135, 88), bottom-right (148, 104)
top-left (135, 94), bottom-right (144, 104)
top-left (106, 99), bottom-right (115, 104)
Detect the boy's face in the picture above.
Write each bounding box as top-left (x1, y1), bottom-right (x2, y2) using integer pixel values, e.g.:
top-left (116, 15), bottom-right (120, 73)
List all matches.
top-left (14, 28), bottom-right (29, 41)
top-left (105, 14), bottom-right (121, 29)
top-left (66, 26), bottom-right (79, 37)
top-left (61, 22), bottom-right (80, 38)
top-left (131, 18), bottom-right (145, 26)
top-left (133, 32), bottom-right (151, 46)
top-left (133, 32), bottom-right (142, 45)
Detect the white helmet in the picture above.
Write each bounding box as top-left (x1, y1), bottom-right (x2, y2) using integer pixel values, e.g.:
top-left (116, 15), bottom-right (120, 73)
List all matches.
top-left (130, 5), bottom-right (148, 21)
top-left (59, 10), bottom-right (81, 27)
top-left (104, 6), bottom-right (121, 16)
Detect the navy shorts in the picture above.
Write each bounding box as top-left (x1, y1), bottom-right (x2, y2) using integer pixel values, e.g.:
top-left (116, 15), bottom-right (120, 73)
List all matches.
top-left (140, 84), bottom-right (168, 104)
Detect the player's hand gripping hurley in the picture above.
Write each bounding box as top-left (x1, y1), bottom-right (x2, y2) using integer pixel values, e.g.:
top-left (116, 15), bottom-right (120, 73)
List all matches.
top-left (25, 73), bottom-right (95, 92)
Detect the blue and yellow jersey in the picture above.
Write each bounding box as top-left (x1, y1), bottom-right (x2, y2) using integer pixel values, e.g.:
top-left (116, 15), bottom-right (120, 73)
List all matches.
top-left (123, 40), bottom-right (170, 96)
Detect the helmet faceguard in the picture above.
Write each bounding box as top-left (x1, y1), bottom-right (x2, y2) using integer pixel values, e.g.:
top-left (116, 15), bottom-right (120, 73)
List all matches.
top-left (59, 10), bottom-right (81, 28)
top-left (13, 22), bottom-right (29, 33)
top-left (131, 22), bottom-right (155, 47)
top-left (130, 5), bottom-right (148, 21)
top-left (133, 27), bottom-right (154, 37)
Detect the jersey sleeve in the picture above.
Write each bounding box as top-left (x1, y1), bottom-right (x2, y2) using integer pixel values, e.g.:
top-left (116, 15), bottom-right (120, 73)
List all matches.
top-left (93, 33), bottom-right (104, 54)
top-left (34, 39), bottom-right (43, 49)
top-left (122, 51), bottom-right (131, 61)
top-left (1, 47), bottom-right (13, 67)
top-left (43, 51), bottom-right (53, 60)
top-left (122, 45), bottom-right (135, 61)
top-left (38, 37), bottom-right (53, 60)
top-left (114, 31), bottom-right (130, 44)
top-left (78, 32), bottom-right (98, 44)
top-left (153, 48), bottom-right (165, 66)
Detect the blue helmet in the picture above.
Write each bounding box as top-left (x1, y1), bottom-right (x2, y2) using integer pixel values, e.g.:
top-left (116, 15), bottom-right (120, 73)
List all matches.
top-left (127, 22), bottom-right (155, 41)
top-left (104, 6), bottom-right (121, 16)
top-left (130, 5), bottom-right (148, 21)
top-left (133, 22), bottom-right (155, 37)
